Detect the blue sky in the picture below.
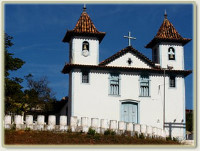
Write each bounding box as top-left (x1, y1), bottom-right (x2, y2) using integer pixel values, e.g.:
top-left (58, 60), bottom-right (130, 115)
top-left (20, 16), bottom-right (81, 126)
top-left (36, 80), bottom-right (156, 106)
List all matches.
top-left (4, 3), bottom-right (193, 109)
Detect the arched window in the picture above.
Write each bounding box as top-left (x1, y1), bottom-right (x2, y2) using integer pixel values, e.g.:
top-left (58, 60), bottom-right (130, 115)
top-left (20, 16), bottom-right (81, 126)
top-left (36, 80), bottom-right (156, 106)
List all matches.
top-left (168, 47), bottom-right (175, 60)
top-left (82, 41), bottom-right (89, 51)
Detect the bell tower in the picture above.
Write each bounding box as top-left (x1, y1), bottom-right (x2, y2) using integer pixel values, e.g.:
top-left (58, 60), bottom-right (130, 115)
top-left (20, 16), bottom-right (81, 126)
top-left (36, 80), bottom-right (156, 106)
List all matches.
top-left (145, 11), bottom-right (191, 70)
top-left (62, 6), bottom-right (106, 65)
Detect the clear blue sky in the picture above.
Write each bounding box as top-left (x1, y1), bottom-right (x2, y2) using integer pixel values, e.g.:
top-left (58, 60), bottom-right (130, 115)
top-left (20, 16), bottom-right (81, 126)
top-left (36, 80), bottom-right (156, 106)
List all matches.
top-left (4, 4), bottom-right (193, 109)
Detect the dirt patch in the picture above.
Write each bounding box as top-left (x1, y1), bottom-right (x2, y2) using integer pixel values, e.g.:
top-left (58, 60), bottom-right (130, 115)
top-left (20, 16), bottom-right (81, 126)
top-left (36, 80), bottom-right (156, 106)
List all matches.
top-left (4, 130), bottom-right (180, 145)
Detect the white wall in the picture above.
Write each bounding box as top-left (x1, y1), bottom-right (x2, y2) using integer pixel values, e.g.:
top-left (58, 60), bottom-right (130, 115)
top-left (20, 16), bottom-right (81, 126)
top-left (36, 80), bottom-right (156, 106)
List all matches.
top-left (70, 36), bottom-right (99, 65)
top-left (159, 42), bottom-right (184, 70)
top-left (69, 69), bottom-right (185, 138)
top-left (106, 52), bottom-right (151, 68)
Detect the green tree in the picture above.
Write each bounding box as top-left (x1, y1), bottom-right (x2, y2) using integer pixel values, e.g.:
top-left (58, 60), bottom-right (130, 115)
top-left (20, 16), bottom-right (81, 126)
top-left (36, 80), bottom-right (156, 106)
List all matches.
top-left (24, 74), bottom-right (56, 114)
top-left (186, 111), bottom-right (193, 132)
top-left (5, 33), bottom-right (25, 114)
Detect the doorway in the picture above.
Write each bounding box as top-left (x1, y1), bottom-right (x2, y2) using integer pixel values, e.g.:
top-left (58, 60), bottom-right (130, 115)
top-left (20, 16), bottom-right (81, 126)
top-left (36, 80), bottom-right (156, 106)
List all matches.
top-left (121, 102), bottom-right (138, 123)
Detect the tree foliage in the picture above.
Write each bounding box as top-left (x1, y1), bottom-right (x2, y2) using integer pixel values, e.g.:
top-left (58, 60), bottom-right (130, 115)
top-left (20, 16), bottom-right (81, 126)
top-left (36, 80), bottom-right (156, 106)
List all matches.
top-left (5, 33), bottom-right (25, 77)
top-left (4, 33), bottom-right (56, 115)
top-left (186, 112), bottom-right (193, 132)
top-left (5, 33), bottom-right (25, 114)
top-left (24, 74), bottom-right (56, 114)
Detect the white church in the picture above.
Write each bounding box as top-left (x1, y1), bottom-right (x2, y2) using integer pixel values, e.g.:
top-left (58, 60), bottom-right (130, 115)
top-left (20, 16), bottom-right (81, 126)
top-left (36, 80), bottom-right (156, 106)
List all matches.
top-left (61, 6), bottom-right (192, 139)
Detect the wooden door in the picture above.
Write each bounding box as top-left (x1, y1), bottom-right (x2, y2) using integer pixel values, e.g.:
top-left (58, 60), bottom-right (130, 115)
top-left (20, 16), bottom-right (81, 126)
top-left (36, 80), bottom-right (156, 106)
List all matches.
top-left (121, 102), bottom-right (138, 123)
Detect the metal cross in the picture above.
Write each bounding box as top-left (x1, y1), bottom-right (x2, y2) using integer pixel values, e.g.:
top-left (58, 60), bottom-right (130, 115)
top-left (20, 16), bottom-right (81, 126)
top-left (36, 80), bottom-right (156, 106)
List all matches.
top-left (124, 31), bottom-right (136, 46)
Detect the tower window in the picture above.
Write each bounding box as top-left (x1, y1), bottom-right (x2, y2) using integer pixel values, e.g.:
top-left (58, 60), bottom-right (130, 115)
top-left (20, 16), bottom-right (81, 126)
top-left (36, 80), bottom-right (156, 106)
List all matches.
top-left (140, 75), bottom-right (150, 97)
top-left (82, 71), bottom-right (89, 83)
top-left (153, 48), bottom-right (159, 63)
top-left (82, 41), bottom-right (89, 51)
top-left (169, 76), bottom-right (176, 87)
top-left (82, 41), bottom-right (89, 57)
top-left (168, 47), bottom-right (175, 60)
top-left (109, 73), bottom-right (120, 95)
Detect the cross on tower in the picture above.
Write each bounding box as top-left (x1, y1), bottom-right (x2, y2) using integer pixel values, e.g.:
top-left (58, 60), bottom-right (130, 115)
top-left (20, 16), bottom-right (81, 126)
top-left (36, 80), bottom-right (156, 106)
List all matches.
top-left (124, 31), bottom-right (136, 46)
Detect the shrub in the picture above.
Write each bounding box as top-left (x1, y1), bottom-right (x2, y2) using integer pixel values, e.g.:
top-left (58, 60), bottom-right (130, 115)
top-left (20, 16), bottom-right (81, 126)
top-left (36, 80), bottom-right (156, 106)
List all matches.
top-left (104, 129), bottom-right (116, 135)
top-left (25, 127), bottom-right (31, 131)
top-left (87, 127), bottom-right (96, 136)
top-left (111, 131), bottom-right (116, 135)
top-left (139, 133), bottom-right (145, 139)
top-left (11, 124), bottom-right (16, 131)
top-left (67, 128), bottom-right (72, 133)
top-left (134, 132), bottom-right (139, 138)
top-left (123, 130), bottom-right (131, 136)
top-left (166, 136), bottom-right (172, 141)
top-left (173, 137), bottom-right (179, 142)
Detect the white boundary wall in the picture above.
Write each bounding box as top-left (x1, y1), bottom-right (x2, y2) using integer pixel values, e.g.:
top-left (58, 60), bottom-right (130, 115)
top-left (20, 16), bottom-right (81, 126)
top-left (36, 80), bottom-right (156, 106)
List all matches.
top-left (4, 115), bottom-right (167, 139)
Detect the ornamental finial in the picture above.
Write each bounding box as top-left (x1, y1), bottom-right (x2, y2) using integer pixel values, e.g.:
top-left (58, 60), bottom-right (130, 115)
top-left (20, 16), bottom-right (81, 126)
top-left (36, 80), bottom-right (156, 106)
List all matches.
top-left (164, 9), bottom-right (167, 19)
top-left (83, 4), bottom-right (86, 11)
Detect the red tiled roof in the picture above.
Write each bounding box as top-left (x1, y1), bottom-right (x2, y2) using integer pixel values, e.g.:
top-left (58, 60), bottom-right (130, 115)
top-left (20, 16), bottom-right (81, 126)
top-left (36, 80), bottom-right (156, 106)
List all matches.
top-left (99, 46), bottom-right (156, 68)
top-left (63, 10), bottom-right (106, 43)
top-left (146, 15), bottom-right (191, 48)
top-left (62, 63), bottom-right (192, 77)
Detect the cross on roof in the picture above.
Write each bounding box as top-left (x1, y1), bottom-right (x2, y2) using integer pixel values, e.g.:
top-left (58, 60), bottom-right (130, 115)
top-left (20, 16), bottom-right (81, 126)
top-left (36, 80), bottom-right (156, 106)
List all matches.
top-left (124, 31), bottom-right (136, 46)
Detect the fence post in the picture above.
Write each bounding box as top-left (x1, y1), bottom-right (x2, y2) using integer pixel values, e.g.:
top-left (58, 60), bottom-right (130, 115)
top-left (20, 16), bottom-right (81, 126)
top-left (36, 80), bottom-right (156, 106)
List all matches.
top-left (110, 120), bottom-right (117, 132)
top-left (4, 115), bottom-right (12, 129)
top-left (14, 115), bottom-right (23, 130)
top-left (100, 119), bottom-right (109, 134)
top-left (133, 124), bottom-right (141, 136)
top-left (60, 115), bottom-right (68, 131)
top-left (81, 117), bottom-right (89, 133)
top-left (47, 115), bottom-right (56, 130)
top-left (70, 116), bottom-right (78, 132)
top-left (147, 126), bottom-right (153, 138)
top-left (118, 121), bottom-right (125, 134)
top-left (91, 118), bottom-right (99, 133)
top-left (37, 115), bottom-right (45, 130)
top-left (26, 115), bottom-right (33, 130)
top-left (141, 124), bottom-right (147, 137)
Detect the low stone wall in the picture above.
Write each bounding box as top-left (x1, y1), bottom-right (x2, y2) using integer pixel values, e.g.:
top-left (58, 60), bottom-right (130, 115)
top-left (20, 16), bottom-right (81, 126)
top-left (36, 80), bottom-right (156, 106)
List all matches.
top-left (4, 115), bottom-right (166, 138)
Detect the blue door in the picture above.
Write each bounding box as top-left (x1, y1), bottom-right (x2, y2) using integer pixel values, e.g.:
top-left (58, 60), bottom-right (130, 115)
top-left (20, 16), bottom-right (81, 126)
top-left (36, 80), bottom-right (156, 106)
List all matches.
top-left (121, 102), bottom-right (138, 123)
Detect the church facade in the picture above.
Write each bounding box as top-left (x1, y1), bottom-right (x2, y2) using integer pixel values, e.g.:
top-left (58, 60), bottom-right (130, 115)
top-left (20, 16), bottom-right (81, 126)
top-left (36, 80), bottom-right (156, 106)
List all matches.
top-left (62, 7), bottom-right (192, 139)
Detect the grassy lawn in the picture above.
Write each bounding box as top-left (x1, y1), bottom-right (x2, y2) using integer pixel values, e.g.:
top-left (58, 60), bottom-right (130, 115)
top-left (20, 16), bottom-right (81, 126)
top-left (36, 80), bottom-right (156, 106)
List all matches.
top-left (4, 130), bottom-right (180, 145)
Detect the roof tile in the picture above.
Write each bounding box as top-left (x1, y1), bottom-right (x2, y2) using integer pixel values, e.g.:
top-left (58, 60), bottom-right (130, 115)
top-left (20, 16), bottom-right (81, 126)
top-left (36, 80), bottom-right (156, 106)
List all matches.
top-left (63, 10), bottom-right (105, 43)
top-left (99, 46), bottom-right (156, 68)
top-left (146, 16), bottom-right (191, 48)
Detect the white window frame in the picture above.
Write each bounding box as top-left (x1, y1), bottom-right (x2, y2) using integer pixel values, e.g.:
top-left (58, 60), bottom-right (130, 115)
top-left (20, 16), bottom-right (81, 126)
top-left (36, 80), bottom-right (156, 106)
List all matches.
top-left (109, 73), bottom-right (120, 96)
top-left (169, 76), bottom-right (176, 88)
top-left (139, 75), bottom-right (150, 97)
top-left (82, 71), bottom-right (89, 84)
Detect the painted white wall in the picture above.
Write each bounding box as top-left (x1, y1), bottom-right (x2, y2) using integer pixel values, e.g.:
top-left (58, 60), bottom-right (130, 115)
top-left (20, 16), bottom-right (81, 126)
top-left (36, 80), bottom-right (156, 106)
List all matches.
top-left (69, 70), bottom-right (185, 139)
top-left (70, 36), bottom-right (99, 65)
top-left (106, 52), bottom-right (151, 68)
top-left (158, 42), bottom-right (184, 70)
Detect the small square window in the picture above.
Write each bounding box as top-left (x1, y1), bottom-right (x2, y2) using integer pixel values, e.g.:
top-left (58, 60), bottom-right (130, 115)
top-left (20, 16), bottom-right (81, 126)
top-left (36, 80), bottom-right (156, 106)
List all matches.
top-left (169, 76), bottom-right (176, 87)
top-left (82, 72), bottom-right (89, 83)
